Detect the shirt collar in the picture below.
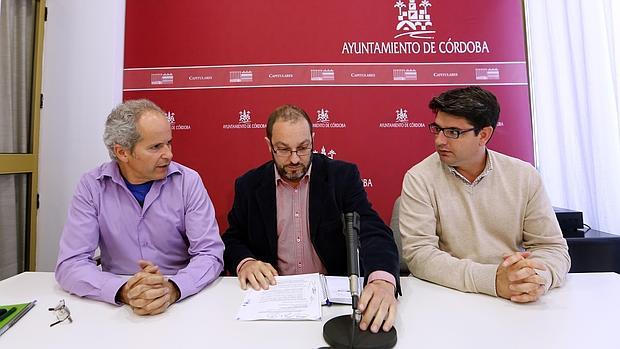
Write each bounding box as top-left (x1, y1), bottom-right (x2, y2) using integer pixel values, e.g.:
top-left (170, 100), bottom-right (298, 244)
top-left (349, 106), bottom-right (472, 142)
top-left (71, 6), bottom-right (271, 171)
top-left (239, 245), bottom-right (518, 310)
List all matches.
top-left (447, 149), bottom-right (494, 186)
top-left (97, 161), bottom-right (181, 187)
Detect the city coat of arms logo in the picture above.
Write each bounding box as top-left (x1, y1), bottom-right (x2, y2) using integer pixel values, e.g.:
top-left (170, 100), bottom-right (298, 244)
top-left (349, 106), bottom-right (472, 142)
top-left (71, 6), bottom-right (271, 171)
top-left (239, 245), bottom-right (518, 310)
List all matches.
top-left (239, 110), bottom-right (251, 124)
top-left (394, 0), bottom-right (436, 39)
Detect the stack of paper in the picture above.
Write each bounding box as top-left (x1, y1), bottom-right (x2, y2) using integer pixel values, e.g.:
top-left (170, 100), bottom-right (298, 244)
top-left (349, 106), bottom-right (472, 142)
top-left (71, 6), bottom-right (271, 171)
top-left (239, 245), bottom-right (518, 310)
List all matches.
top-left (236, 274), bottom-right (322, 321)
top-left (235, 273), bottom-right (365, 321)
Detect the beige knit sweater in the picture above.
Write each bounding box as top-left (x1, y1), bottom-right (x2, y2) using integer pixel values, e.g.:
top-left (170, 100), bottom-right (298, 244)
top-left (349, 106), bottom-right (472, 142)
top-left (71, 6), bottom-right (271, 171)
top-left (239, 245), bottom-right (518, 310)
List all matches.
top-left (399, 150), bottom-right (570, 297)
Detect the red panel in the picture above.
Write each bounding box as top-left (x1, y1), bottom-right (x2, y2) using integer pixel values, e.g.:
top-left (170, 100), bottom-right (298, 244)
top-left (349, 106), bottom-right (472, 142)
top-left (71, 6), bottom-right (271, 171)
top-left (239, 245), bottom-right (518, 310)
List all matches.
top-left (123, 0), bottom-right (533, 229)
top-left (124, 0), bottom-right (527, 66)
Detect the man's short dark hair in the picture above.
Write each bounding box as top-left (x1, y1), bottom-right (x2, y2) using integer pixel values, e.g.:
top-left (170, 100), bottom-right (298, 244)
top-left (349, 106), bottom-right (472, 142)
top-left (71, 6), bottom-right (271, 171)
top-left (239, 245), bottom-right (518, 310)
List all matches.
top-left (266, 104), bottom-right (313, 141)
top-left (428, 86), bottom-right (500, 133)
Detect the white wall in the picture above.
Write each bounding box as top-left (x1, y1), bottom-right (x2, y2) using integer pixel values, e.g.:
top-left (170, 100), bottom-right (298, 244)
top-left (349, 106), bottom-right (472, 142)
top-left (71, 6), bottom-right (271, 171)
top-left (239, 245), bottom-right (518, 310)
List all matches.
top-left (36, 0), bottom-right (125, 271)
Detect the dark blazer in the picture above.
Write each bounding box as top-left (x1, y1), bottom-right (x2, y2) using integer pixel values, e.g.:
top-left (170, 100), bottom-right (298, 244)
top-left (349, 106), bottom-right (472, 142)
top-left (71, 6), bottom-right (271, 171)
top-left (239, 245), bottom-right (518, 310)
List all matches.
top-left (222, 154), bottom-right (400, 291)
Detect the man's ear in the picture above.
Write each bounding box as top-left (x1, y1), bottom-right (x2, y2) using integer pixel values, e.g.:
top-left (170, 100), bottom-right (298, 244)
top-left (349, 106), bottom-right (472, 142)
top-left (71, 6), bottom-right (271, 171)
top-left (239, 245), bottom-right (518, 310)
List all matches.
top-left (478, 126), bottom-right (494, 146)
top-left (264, 137), bottom-right (272, 154)
top-left (114, 144), bottom-right (130, 163)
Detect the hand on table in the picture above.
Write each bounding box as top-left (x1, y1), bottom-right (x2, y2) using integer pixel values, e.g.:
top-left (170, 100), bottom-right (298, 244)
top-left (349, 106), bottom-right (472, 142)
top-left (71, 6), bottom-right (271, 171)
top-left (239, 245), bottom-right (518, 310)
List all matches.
top-left (496, 252), bottom-right (547, 303)
top-left (237, 260), bottom-right (278, 290)
top-left (358, 279), bottom-right (397, 333)
top-left (118, 260), bottom-right (180, 315)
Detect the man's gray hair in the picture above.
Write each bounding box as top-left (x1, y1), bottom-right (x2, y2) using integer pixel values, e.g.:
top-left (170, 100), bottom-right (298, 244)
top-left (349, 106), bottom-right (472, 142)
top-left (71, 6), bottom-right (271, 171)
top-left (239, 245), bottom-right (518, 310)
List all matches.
top-left (103, 99), bottom-right (166, 160)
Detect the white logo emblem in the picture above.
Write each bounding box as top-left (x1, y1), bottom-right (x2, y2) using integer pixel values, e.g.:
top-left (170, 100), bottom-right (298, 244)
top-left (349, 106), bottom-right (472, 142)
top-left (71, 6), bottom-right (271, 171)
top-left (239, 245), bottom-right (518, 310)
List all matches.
top-left (314, 146), bottom-right (337, 159)
top-left (313, 108), bottom-right (346, 129)
top-left (150, 73), bottom-right (174, 85)
top-left (317, 109), bottom-right (330, 123)
top-left (379, 108), bottom-right (425, 128)
top-left (396, 108), bottom-right (409, 123)
top-left (230, 71), bottom-right (253, 83)
top-left (393, 69), bottom-right (418, 81)
top-left (394, 0), bottom-right (435, 39)
top-left (223, 109), bottom-right (266, 130)
top-left (475, 68), bottom-right (500, 80)
top-left (311, 69), bottom-right (335, 81)
top-left (166, 111), bottom-right (176, 124)
top-left (165, 110), bottom-right (191, 131)
top-left (239, 110), bottom-right (251, 124)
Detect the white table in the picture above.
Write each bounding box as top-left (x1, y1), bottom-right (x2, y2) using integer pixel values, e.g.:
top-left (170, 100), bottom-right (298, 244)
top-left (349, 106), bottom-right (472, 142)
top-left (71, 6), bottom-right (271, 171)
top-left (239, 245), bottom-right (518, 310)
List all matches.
top-left (1, 272), bottom-right (619, 348)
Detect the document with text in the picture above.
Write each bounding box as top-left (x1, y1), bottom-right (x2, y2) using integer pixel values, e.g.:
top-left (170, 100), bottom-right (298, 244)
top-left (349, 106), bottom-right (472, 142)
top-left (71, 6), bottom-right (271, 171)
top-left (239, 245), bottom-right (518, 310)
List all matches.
top-left (236, 273), bottom-right (322, 321)
top-left (320, 275), bottom-right (362, 305)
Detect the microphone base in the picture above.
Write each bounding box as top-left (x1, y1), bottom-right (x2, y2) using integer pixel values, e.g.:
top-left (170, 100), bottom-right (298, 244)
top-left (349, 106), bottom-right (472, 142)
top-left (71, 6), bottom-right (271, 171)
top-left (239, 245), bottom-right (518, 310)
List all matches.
top-left (323, 314), bottom-right (397, 349)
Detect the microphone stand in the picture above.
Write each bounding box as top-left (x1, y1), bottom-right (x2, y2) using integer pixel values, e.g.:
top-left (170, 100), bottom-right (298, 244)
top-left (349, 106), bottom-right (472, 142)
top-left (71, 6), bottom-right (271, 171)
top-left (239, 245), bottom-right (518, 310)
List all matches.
top-left (322, 212), bottom-right (397, 349)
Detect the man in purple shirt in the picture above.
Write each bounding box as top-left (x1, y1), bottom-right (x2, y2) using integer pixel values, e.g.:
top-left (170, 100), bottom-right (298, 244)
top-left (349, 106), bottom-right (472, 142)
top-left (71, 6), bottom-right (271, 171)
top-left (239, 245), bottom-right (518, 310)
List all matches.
top-left (55, 99), bottom-right (224, 316)
top-left (223, 105), bottom-right (401, 333)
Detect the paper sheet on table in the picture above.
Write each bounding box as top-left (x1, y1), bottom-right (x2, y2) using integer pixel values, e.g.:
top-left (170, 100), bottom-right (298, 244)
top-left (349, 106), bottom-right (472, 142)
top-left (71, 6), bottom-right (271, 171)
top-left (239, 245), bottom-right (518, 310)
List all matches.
top-left (236, 273), bottom-right (322, 321)
top-left (320, 275), bottom-right (358, 305)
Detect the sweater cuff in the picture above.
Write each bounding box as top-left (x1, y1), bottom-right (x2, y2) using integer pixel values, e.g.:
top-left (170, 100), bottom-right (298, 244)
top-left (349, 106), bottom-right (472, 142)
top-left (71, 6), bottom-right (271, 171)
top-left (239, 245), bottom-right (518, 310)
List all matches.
top-left (472, 263), bottom-right (500, 297)
top-left (536, 268), bottom-right (553, 292)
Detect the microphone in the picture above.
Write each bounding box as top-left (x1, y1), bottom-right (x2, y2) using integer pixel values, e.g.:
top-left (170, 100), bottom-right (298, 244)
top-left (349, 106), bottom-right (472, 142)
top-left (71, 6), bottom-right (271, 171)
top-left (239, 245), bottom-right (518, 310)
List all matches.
top-left (344, 212), bottom-right (361, 321)
top-left (322, 212), bottom-right (397, 349)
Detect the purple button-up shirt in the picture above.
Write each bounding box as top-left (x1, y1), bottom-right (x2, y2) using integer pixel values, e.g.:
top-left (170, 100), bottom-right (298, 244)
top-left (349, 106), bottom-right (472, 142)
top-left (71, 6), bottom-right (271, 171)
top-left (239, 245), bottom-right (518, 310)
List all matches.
top-left (55, 161), bottom-right (224, 305)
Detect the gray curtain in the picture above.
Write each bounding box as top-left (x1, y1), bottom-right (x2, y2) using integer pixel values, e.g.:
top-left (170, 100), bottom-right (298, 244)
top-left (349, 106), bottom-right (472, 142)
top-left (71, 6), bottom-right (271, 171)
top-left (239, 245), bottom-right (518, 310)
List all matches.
top-left (0, 174), bottom-right (27, 279)
top-left (0, 0), bottom-right (35, 280)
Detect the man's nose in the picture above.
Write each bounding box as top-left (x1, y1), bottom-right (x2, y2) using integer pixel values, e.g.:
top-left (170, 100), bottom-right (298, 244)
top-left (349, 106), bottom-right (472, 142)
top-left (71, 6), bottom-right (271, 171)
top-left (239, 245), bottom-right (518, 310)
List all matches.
top-left (289, 151), bottom-right (301, 163)
top-left (434, 132), bottom-right (448, 147)
top-left (162, 144), bottom-right (173, 159)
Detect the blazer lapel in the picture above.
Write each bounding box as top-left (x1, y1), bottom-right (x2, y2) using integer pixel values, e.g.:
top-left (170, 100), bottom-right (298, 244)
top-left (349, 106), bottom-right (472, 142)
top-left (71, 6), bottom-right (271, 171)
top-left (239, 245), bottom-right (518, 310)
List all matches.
top-left (309, 156), bottom-right (327, 240)
top-left (256, 164), bottom-right (278, 258)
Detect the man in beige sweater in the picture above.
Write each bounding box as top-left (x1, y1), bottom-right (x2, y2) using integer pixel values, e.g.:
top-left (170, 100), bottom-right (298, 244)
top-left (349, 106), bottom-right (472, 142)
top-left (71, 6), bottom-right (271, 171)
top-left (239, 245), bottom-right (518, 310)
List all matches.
top-left (399, 86), bottom-right (570, 303)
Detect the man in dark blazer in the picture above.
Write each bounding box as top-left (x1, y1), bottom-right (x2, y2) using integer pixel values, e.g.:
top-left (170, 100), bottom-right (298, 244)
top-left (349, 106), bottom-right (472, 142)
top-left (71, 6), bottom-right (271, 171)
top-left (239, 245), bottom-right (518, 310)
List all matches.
top-left (222, 104), bottom-right (400, 333)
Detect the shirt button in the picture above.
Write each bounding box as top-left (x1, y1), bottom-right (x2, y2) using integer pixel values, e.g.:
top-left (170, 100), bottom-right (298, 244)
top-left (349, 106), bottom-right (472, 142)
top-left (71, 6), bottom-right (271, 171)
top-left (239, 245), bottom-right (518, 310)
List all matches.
top-left (296, 237), bottom-right (301, 243)
top-left (295, 212), bottom-right (299, 217)
top-left (295, 190), bottom-right (298, 193)
top-left (298, 262), bottom-right (302, 267)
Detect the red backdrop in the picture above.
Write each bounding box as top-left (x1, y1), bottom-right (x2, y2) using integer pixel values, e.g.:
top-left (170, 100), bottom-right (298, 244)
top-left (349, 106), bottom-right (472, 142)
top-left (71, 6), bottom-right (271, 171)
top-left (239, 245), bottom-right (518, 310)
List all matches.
top-left (123, 0), bottom-right (533, 229)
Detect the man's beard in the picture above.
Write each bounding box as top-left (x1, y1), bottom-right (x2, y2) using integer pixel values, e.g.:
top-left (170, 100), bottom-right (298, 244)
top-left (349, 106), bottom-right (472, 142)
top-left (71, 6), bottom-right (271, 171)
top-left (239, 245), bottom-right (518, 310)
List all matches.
top-left (273, 154), bottom-right (311, 182)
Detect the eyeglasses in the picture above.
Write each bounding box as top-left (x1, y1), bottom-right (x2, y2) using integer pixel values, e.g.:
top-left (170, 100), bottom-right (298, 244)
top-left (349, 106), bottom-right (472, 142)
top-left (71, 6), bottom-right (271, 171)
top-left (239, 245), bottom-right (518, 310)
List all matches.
top-left (428, 123), bottom-right (478, 139)
top-left (48, 299), bottom-right (73, 327)
top-left (271, 143), bottom-right (313, 158)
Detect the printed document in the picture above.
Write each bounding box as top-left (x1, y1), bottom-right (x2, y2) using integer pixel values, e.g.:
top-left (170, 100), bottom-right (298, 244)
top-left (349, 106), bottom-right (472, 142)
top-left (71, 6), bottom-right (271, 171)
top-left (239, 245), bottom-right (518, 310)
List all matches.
top-left (236, 273), bottom-right (322, 321)
top-left (320, 275), bottom-right (362, 305)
